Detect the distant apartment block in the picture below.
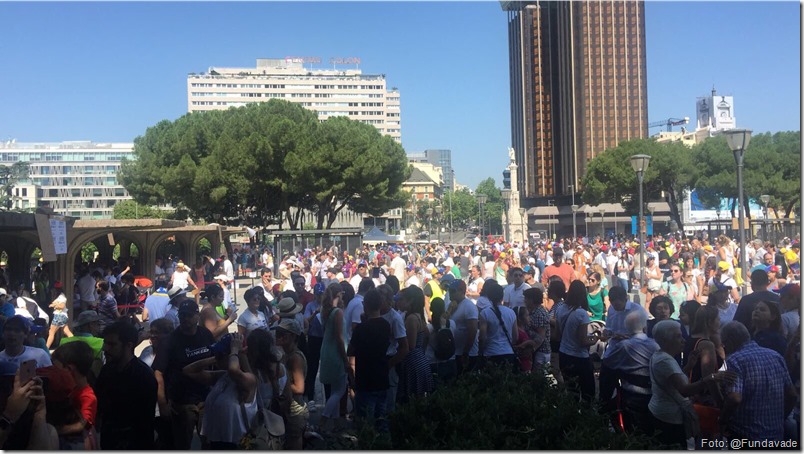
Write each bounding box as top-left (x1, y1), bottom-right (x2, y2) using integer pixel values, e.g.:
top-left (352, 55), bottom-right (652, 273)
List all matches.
top-left (408, 149), bottom-right (453, 191)
top-left (187, 58), bottom-right (401, 143)
top-left (0, 141), bottom-right (134, 219)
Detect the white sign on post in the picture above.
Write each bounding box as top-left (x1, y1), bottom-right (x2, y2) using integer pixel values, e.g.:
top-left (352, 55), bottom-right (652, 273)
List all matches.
top-left (49, 218), bottom-right (67, 254)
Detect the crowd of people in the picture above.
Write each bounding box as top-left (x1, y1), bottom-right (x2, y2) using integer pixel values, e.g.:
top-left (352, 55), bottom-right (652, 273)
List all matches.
top-left (0, 229), bottom-right (799, 449)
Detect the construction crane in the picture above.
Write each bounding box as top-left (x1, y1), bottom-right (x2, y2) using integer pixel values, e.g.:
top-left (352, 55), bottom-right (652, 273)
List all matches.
top-left (648, 117), bottom-right (690, 132)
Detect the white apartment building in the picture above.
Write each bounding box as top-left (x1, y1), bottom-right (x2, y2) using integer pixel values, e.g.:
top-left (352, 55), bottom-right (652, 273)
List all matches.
top-left (187, 58), bottom-right (402, 143)
top-left (0, 141), bottom-right (134, 219)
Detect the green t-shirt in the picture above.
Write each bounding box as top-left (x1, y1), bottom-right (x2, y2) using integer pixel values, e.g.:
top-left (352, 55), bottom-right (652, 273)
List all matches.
top-left (587, 288), bottom-right (608, 322)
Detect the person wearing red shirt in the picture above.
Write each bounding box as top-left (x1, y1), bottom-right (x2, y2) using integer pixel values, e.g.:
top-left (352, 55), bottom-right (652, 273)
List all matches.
top-left (541, 248), bottom-right (576, 290)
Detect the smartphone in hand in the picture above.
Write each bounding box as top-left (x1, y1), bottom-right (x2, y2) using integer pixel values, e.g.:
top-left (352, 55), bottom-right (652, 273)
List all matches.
top-left (19, 359), bottom-right (36, 385)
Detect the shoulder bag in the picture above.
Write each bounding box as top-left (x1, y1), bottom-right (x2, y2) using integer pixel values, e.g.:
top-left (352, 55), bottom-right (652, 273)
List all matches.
top-left (239, 375), bottom-right (286, 450)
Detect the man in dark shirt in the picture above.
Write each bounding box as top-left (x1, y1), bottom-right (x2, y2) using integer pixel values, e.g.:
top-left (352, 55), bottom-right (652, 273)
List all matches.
top-left (347, 288), bottom-right (391, 432)
top-left (95, 321), bottom-right (157, 449)
top-left (732, 269), bottom-right (781, 332)
top-left (152, 299), bottom-right (213, 450)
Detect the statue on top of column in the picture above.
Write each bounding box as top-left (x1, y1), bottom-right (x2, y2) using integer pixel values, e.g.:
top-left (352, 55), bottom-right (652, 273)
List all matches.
top-left (508, 147), bottom-right (516, 165)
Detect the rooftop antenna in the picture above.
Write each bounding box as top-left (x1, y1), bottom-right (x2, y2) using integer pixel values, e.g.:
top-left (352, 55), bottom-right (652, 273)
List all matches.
top-left (711, 85), bottom-right (716, 97)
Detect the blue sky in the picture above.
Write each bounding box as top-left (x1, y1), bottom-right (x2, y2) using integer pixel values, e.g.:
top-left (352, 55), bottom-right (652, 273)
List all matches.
top-left (0, 1), bottom-right (799, 189)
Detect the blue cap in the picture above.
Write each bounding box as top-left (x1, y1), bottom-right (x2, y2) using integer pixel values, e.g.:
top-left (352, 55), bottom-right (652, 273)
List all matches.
top-left (208, 334), bottom-right (232, 355)
top-left (440, 274), bottom-right (455, 285)
top-left (314, 282), bottom-right (326, 296)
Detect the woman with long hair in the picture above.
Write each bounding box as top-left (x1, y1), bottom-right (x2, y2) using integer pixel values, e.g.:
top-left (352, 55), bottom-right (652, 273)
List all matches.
top-left (751, 300), bottom-right (787, 356)
top-left (586, 272), bottom-right (609, 322)
top-left (681, 303), bottom-right (724, 402)
top-left (425, 297), bottom-right (457, 386)
top-left (554, 280), bottom-right (599, 402)
top-left (317, 285), bottom-right (351, 432)
top-left (396, 286), bottom-right (435, 402)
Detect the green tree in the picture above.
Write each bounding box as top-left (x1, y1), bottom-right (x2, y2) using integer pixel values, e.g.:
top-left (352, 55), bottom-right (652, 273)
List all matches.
top-left (476, 178), bottom-right (503, 235)
top-left (445, 188), bottom-right (479, 230)
top-left (692, 131), bottom-right (801, 220)
top-left (284, 116), bottom-right (411, 229)
top-left (120, 100), bottom-right (410, 231)
top-left (0, 162), bottom-right (30, 211)
top-left (119, 100), bottom-right (319, 228)
top-left (112, 200), bottom-right (168, 219)
top-left (581, 138), bottom-right (695, 232)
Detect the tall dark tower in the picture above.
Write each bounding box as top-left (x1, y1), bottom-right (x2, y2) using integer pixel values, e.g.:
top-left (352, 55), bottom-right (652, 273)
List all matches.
top-left (503, 1), bottom-right (649, 205)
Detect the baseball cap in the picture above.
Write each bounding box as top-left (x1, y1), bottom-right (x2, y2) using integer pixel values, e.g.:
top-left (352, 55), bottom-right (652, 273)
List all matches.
top-left (214, 274), bottom-right (230, 282)
top-left (208, 334), bottom-right (233, 355)
top-left (448, 279), bottom-right (466, 292)
top-left (313, 282), bottom-right (326, 296)
top-left (766, 265), bottom-right (780, 274)
top-left (53, 281), bottom-right (63, 289)
top-left (717, 261), bottom-right (731, 272)
top-left (272, 318), bottom-right (302, 336)
top-left (7, 315), bottom-right (45, 334)
top-left (0, 288), bottom-right (6, 297)
top-left (4, 315), bottom-right (32, 333)
top-left (178, 300), bottom-right (200, 316)
top-left (440, 274), bottom-right (455, 285)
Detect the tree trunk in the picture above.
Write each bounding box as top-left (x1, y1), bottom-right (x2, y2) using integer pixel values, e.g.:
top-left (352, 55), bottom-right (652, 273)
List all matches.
top-left (667, 189), bottom-right (684, 233)
top-left (743, 197), bottom-right (752, 221)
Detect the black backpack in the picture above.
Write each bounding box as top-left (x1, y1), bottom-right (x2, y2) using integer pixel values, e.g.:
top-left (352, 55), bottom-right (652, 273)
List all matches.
top-left (433, 320), bottom-right (456, 361)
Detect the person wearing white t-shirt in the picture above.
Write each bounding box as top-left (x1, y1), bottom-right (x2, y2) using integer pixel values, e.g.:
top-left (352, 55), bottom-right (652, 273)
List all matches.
top-left (0, 316), bottom-right (52, 368)
top-left (404, 267), bottom-right (421, 290)
top-left (345, 280), bottom-right (374, 345)
top-left (349, 262), bottom-right (370, 294)
top-left (466, 266), bottom-right (485, 304)
top-left (447, 280), bottom-right (479, 375)
top-left (478, 282), bottom-right (518, 368)
top-left (502, 268), bottom-right (531, 309)
top-left (237, 287), bottom-right (269, 336)
top-left (390, 252), bottom-right (407, 283)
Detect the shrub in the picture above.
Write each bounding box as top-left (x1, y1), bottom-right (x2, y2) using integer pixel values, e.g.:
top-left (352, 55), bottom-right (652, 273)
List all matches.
top-left (387, 365), bottom-right (659, 450)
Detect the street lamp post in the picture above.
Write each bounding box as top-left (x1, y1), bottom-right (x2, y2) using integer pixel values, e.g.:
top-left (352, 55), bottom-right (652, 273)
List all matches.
top-left (476, 194), bottom-right (487, 240)
top-left (630, 154), bottom-right (651, 291)
top-left (448, 190), bottom-right (454, 241)
top-left (500, 189), bottom-right (511, 241)
top-left (760, 194), bottom-right (770, 242)
top-left (435, 205), bottom-right (442, 244)
top-left (518, 207), bottom-right (526, 244)
top-left (724, 129), bottom-right (753, 296)
top-left (426, 207), bottom-right (433, 242)
top-left (569, 183), bottom-right (577, 240)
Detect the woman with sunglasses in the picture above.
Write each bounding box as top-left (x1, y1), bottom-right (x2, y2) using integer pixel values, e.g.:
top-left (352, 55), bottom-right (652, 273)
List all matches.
top-left (586, 272), bottom-right (608, 322)
top-left (659, 263), bottom-right (695, 320)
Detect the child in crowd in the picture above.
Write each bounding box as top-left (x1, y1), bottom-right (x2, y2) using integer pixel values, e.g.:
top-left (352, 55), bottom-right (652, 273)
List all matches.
top-left (52, 341), bottom-right (98, 450)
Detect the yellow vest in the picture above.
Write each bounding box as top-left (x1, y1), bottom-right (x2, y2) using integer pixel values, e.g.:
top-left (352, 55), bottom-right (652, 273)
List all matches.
top-left (427, 279), bottom-right (445, 300)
